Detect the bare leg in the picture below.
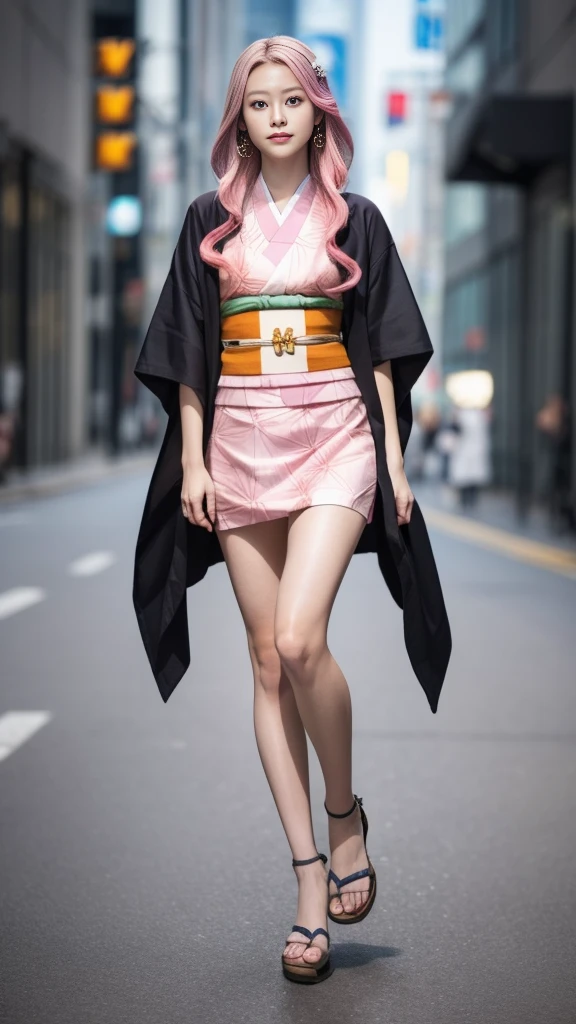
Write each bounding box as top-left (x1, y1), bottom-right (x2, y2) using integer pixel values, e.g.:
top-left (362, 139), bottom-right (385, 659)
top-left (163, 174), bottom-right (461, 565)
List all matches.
top-left (275, 504), bottom-right (373, 918)
top-left (216, 517), bottom-right (327, 966)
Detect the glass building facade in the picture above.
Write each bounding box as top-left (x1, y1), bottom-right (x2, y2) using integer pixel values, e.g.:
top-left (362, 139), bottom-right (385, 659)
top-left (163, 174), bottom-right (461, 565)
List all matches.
top-left (443, 0), bottom-right (575, 516)
top-left (0, 147), bottom-right (72, 471)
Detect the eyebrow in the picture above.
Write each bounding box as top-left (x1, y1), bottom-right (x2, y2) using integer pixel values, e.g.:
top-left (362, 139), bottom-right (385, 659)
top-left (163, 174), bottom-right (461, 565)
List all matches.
top-left (246, 86), bottom-right (305, 98)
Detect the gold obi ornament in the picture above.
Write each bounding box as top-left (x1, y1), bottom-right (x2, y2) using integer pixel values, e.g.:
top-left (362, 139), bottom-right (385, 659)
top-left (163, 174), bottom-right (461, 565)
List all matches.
top-left (272, 326), bottom-right (295, 355)
top-left (220, 306), bottom-right (351, 375)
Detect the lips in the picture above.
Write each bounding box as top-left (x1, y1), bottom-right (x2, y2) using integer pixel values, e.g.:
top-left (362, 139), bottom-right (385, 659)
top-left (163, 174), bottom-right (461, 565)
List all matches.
top-left (268, 133), bottom-right (292, 139)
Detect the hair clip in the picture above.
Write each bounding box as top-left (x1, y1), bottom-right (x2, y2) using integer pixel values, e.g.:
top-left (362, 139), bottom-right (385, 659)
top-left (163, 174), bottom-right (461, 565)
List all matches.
top-left (311, 60), bottom-right (326, 79)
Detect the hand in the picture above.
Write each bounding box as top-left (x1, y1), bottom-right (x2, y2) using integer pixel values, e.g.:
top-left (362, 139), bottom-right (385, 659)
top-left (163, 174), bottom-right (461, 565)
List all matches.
top-left (387, 460), bottom-right (414, 526)
top-left (181, 462), bottom-right (216, 532)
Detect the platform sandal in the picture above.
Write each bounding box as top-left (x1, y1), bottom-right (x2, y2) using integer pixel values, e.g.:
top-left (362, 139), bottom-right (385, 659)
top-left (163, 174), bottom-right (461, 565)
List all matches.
top-left (324, 793), bottom-right (377, 925)
top-left (281, 852), bottom-right (334, 984)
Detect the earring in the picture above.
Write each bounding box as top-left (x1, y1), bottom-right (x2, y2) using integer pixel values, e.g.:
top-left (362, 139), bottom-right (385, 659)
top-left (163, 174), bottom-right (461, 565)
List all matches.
top-left (312, 118), bottom-right (326, 149)
top-left (236, 128), bottom-right (254, 158)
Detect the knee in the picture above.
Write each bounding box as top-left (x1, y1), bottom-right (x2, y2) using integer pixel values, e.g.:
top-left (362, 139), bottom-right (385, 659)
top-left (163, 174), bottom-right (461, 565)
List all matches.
top-left (274, 626), bottom-right (324, 678)
top-left (249, 637), bottom-right (287, 698)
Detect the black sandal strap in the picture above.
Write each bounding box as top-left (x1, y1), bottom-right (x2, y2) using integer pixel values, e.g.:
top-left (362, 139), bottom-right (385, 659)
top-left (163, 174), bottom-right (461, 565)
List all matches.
top-left (324, 793), bottom-right (362, 818)
top-left (292, 851), bottom-right (328, 867)
top-left (287, 925), bottom-right (331, 948)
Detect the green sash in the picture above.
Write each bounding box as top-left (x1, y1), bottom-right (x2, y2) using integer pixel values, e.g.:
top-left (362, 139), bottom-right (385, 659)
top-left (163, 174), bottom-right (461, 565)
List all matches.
top-left (220, 293), bottom-right (344, 319)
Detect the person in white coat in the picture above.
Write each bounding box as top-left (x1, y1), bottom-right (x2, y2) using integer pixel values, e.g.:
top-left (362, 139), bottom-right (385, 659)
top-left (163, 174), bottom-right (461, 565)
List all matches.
top-left (447, 405), bottom-right (492, 508)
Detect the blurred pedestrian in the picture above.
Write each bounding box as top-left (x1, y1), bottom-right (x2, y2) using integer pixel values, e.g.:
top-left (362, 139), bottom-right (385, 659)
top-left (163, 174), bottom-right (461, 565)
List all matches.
top-left (417, 401), bottom-right (442, 481)
top-left (0, 408), bottom-right (14, 484)
top-left (535, 393), bottom-right (575, 533)
top-left (0, 363), bottom-right (21, 485)
top-left (448, 406), bottom-right (492, 509)
top-left (435, 409), bottom-right (460, 484)
top-left (133, 36), bottom-right (451, 985)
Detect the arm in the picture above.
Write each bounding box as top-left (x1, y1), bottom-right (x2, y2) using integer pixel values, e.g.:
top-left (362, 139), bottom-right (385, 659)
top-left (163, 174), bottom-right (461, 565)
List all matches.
top-left (179, 383), bottom-right (215, 532)
top-left (133, 202), bottom-right (214, 532)
top-left (373, 360), bottom-right (403, 469)
top-left (134, 203), bottom-right (207, 417)
top-left (179, 383), bottom-right (204, 468)
top-left (373, 360), bottom-right (414, 526)
top-left (365, 206), bottom-right (433, 526)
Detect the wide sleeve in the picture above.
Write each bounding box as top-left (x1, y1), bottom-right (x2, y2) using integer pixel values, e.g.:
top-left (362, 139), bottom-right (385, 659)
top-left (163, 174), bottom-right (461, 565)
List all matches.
top-left (134, 204), bottom-right (206, 417)
top-left (366, 207), bottom-right (433, 414)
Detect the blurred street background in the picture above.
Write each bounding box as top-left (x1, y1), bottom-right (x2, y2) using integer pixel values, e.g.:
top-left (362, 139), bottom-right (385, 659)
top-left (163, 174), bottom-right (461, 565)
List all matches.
top-left (1, 2), bottom-right (576, 1022)
top-left (0, 0), bottom-right (574, 536)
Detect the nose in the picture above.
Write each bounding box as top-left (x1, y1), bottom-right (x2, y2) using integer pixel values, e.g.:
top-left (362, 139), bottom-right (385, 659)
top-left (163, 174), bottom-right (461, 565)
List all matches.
top-left (270, 102), bottom-right (287, 127)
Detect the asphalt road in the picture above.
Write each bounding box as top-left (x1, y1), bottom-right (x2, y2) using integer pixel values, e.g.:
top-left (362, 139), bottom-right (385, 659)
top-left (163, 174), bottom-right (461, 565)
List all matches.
top-left (1, 473), bottom-right (575, 1024)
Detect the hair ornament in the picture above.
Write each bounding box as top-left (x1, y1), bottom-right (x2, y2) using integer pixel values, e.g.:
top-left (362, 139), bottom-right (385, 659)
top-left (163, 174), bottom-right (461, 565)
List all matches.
top-left (311, 60), bottom-right (326, 79)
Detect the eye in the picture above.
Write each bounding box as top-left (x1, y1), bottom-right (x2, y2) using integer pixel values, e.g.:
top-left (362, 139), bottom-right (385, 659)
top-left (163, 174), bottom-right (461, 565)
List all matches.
top-left (249, 96), bottom-right (304, 110)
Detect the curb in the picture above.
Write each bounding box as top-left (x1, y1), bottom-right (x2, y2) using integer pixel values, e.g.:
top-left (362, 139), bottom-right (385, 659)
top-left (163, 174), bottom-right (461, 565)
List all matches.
top-left (420, 503), bottom-right (576, 580)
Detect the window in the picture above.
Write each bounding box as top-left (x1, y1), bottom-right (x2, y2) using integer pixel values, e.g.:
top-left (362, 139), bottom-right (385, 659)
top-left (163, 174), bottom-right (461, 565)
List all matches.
top-left (446, 41), bottom-right (486, 97)
top-left (445, 0), bottom-right (485, 56)
top-left (445, 183), bottom-right (487, 245)
top-left (487, 0), bottom-right (517, 68)
top-left (444, 270), bottom-right (488, 369)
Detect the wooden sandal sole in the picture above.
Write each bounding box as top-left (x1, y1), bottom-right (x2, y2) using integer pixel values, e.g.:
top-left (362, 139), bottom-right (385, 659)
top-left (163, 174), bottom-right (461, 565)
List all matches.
top-left (282, 955), bottom-right (334, 983)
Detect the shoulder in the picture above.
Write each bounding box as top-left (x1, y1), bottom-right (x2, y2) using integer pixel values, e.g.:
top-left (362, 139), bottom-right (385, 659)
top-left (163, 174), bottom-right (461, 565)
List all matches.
top-left (341, 192), bottom-right (380, 216)
top-left (188, 190), bottom-right (220, 215)
top-left (184, 190), bottom-right (226, 232)
top-left (341, 192), bottom-right (394, 253)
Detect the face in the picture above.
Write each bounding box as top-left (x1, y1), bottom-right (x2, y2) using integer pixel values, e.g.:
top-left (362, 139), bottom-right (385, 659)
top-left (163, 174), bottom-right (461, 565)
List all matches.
top-left (240, 61), bottom-right (323, 159)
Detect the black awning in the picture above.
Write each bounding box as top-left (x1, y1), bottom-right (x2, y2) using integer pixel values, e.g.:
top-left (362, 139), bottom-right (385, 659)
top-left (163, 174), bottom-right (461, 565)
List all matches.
top-left (446, 93), bottom-right (573, 185)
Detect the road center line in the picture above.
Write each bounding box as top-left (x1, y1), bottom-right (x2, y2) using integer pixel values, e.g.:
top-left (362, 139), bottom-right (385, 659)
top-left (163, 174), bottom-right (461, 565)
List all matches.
top-left (0, 711), bottom-right (52, 762)
top-left (0, 587), bottom-right (46, 620)
top-left (68, 551), bottom-right (116, 576)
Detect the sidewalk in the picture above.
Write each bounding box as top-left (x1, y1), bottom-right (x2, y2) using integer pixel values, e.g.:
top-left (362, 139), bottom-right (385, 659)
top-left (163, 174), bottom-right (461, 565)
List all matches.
top-left (414, 478), bottom-right (576, 555)
top-left (0, 448), bottom-right (157, 506)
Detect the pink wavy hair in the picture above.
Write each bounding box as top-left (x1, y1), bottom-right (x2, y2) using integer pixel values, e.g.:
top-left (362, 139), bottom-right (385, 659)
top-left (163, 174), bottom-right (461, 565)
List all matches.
top-left (198, 35), bottom-right (361, 295)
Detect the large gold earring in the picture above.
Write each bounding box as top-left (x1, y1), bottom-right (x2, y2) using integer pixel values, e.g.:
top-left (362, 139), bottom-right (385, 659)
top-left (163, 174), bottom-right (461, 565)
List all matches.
top-left (312, 118), bottom-right (326, 149)
top-left (236, 128), bottom-right (254, 158)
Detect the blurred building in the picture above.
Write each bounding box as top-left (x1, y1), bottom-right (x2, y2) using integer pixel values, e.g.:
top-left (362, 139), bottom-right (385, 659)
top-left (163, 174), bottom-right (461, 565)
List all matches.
top-left (0, 0), bottom-right (89, 473)
top-left (361, 0), bottom-right (447, 402)
top-left (297, 0), bottom-right (366, 190)
top-left (246, 0), bottom-right (296, 45)
top-left (183, 0), bottom-right (243, 200)
top-left (443, 0), bottom-right (575, 521)
top-left (94, 0), bottom-right (242, 453)
top-left (89, 0), bottom-right (145, 456)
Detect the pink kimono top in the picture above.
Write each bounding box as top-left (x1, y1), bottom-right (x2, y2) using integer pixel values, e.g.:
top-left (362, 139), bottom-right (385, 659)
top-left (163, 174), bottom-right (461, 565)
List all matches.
top-left (216, 171), bottom-right (362, 408)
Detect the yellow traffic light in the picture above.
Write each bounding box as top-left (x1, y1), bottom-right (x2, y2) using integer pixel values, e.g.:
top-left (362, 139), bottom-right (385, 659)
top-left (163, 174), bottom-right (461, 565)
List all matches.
top-left (97, 38), bottom-right (135, 78)
top-left (97, 86), bottom-right (135, 124)
top-left (96, 132), bottom-right (137, 171)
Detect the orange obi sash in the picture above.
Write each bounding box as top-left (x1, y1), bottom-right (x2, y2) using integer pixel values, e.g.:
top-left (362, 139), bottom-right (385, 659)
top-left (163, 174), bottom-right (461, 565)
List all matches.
top-left (220, 306), bottom-right (350, 375)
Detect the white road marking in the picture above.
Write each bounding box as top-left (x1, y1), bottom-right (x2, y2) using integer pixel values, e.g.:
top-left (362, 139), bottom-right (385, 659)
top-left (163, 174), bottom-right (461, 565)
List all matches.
top-left (68, 551), bottom-right (116, 576)
top-left (0, 587), bottom-right (46, 620)
top-left (0, 711), bottom-right (52, 762)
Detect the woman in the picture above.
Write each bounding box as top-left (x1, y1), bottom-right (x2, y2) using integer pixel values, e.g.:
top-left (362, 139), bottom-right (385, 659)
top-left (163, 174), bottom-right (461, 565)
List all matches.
top-left (133, 37), bottom-right (452, 984)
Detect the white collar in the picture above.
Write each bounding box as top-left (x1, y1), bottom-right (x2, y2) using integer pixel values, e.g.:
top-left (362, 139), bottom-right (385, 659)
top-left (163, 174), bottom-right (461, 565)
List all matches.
top-left (258, 172), bottom-right (311, 225)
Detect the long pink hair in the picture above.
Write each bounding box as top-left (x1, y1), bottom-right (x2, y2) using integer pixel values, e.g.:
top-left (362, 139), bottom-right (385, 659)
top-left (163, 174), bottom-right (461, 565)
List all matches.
top-left (198, 36), bottom-right (361, 295)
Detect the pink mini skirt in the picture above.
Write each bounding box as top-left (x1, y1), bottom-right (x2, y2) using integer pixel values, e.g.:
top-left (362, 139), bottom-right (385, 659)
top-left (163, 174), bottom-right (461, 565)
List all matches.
top-left (205, 371), bottom-right (378, 532)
